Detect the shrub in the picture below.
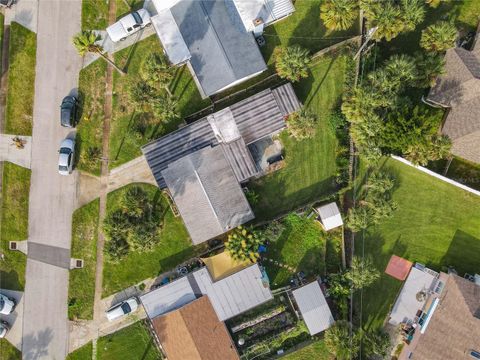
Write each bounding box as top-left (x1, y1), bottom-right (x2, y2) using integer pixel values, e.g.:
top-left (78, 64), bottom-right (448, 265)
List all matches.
top-left (225, 226), bottom-right (263, 263)
top-left (287, 108), bottom-right (317, 140)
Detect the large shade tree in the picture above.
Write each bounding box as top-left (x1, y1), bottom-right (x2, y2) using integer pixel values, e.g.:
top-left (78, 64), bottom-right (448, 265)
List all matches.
top-left (320, 0), bottom-right (358, 31)
top-left (275, 45), bottom-right (311, 82)
top-left (420, 21), bottom-right (457, 53)
top-left (72, 31), bottom-right (125, 75)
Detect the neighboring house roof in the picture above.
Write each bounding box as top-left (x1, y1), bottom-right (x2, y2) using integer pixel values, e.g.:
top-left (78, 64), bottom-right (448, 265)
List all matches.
top-left (389, 265), bottom-right (439, 326)
top-left (315, 202), bottom-right (343, 231)
top-left (152, 296), bottom-right (240, 360)
top-left (140, 264), bottom-right (273, 321)
top-left (292, 281), bottom-right (334, 335)
top-left (169, 0), bottom-right (267, 96)
top-left (142, 83), bottom-right (301, 188)
top-left (410, 274), bottom-right (480, 360)
top-left (229, 0), bottom-right (295, 32)
top-left (426, 46), bottom-right (480, 163)
top-left (385, 255), bottom-right (413, 281)
top-left (162, 145), bottom-right (254, 244)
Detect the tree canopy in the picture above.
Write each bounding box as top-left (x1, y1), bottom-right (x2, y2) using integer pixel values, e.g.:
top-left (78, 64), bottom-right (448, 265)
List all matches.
top-left (420, 21), bottom-right (457, 53)
top-left (225, 226), bottom-right (263, 263)
top-left (275, 45), bottom-right (311, 82)
top-left (287, 108), bottom-right (318, 140)
top-left (320, 0), bottom-right (358, 31)
top-left (325, 321), bottom-right (360, 360)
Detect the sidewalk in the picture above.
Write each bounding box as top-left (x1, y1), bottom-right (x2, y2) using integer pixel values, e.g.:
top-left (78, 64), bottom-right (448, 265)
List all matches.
top-left (0, 134), bottom-right (32, 168)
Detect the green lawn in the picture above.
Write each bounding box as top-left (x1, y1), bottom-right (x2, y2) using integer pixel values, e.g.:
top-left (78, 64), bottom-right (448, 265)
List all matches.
top-left (116, 0), bottom-right (143, 19)
top-left (265, 214), bottom-right (326, 288)
top-left (5, 22), bottom-right (36, 135)
top-left (97, 322), bottom-right (161, 360)
top-left (81, 0), bottom-right (109, 31)
top-left (76, 60), bottom-right (107, 175)
top-left (0, 163), bottom-right (30, 290)
top-left (102, 184), bottom-right (204, 296)
top-left (0, 339), bottom-right (21, 360)
top-left (67, 343), bottom-right (92, 360)
top-left (261, 0), bottom-right (359, 65)
top-left (109, 35), bottom-right (211, 169)
top-left (356, 157), bottom-right (480, 331)
top-left (68, 199), bottom-right (99, 320)
top-left (251, 55), bottom-right (347, 220)
top-left (282, 340), bottom-right (332, 360)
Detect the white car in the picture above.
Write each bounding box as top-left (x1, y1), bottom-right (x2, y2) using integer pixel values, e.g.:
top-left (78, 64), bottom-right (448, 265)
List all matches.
top-left (106, 297), bottom-right (139, 321)
top-left (58, 137), bottom-right (75, 176)
top-left (0, 293), bottom-right (16, 315)
top-left (107, 9), bottom-right (151, 42)
top-left (0, 321), bottom-right (9, 339)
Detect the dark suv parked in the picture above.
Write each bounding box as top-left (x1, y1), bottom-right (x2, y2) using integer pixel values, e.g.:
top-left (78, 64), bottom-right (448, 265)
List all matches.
top-left (60, 96), bottom-right (78, 127)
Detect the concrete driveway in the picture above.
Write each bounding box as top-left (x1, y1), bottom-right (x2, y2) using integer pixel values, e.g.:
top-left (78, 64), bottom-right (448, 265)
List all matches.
top-left (21, 1), bottom-right (82, 359)
top-left (0, 289), bottom-right (24, 350)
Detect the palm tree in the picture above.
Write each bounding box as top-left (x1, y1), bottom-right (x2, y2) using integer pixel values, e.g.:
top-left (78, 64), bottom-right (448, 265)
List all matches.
top-left (320, 0), bottom-right (358, 31)
top-left (365, 172), bottom-right (395, 195)
top-left (370, 198), bottom-right (397, 224)
top-left (363, 1), bottom-right (404, 41)
top-left (401, 0), bottom-right (426, 32)
top-left (72, 31), bottom-right (126, 75)
top-left (287, 108), bottom-right (317, 140)
top-left (414, 52), bottom-right (445, 87)
top-left (346, 256), bottom-right (380, 290)
top-left (346, 207), bottom-right (370, 232)
top-left (152, 96), bottom-right (180, 123)
top-left (275, 45), bottom-right (311, 82)
top-left (128, 80), bottom-right (157, 110)
top-left (405, 135), bottom-right (451, 166)
top-left (325, 321), bottom-right (360, 360)
top-left (420, 21), bottom-right (457, 53)
top-left (364, 330), bottom-right (392, 358)
top-left (140, 53), bottom-right (174, 96)
top-left (385, 54), bottom-right (417, 86)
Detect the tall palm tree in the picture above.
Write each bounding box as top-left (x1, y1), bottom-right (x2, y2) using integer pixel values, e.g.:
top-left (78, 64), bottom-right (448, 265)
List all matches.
top-left (414, 52), bottom-right (445, 87)
top-left (275, 45), bottom-right (311, 82)
top-left (72, 31), bottom-right (126, 75)
top-left (152, 96), bottom-right (179, 123)
top-left (140, 53), bottom-right (174, 97)
top-left (320, 0), bottom-right (358, 31)
top-left (325, 321), bottom-right (360, 360)
top-left (401, 0), bottom-right (426, 32)
top-left (420, 21), bottom-right (457, 52)
top-left (363, 1), bottom-right (404, 41)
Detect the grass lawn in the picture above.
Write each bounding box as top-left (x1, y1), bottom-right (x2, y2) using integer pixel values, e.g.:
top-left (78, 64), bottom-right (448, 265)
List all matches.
top-left (265, 214), bottom-right (326, 288)
top-left (282, 340), bottom-right (332, 360)
top-left (76, 60), bottom-right (107, 175)
top-left (5, 22), bottom-right (36, 136)
top-left (0, 163), bottom-right (30, 290)
top-left (356, 157), bottom-right (480, 331)
top-left (116, 0), bottom-right (144, 19)
top-left (97, 322), bottom-right (161, 360)
top-left (81, 0), bottom-right (109, 31)
top-left (109, 35), bottom-right (211, 169)
top-left (251, 55), bottom-right (347, 220)
top-left (261, 0), bottom-right (359, 65)
top-left (68, 199), bottom-right (99, 320)
top-left (67, 343), bottom-right (92, 360)
top-left (0, 339), bottom-right (21, 360)
top-left (102, 183), bottom-right (203, 296)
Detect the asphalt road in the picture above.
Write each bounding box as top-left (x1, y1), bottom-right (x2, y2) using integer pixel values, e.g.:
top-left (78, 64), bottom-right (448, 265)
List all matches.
top-left (21, 1), bottom-right (82, 359)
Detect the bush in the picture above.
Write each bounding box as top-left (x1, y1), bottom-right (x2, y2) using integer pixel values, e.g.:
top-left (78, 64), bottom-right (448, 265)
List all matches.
top-left (103, 186), bottom-right (163, 259)
top-left (225, 226), bottom-right (263, 263)
top-left (287, 108), bottom-right (318, 140)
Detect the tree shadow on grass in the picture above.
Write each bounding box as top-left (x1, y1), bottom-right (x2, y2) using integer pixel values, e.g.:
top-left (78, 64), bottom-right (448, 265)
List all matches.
top-left (0, 269), bottom-right (21, 291)
top-left (440, 229), bottom-right (480, 275)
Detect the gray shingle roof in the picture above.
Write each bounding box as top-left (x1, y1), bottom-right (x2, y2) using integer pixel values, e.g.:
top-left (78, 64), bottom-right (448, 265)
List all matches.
top-left (142, 83), bottom-right (301, 187)
top-left (161, 146), bottom-right (254, 244)
top-left (426, 47), bottom-right (480, 164)
top-left (170, 0), bottom-right (267, 96)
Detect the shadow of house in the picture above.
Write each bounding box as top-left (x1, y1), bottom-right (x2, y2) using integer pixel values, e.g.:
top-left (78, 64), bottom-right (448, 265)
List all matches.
top-left (440, 229), bottom-right (480, 275)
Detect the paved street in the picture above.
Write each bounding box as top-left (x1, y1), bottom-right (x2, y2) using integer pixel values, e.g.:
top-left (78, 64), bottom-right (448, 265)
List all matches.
top-left (21, 1), bottom-right (82, 359)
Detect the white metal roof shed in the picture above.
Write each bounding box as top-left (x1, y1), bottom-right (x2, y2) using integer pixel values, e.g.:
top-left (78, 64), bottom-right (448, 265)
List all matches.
top-left (193, 264), bottom-right (273, 321)
top-left (292, 281), bottom-right (334, 335)
top-left (140, 275), bottom-right (196, 319)
top-left (316, 202), bottom-right (343, 231)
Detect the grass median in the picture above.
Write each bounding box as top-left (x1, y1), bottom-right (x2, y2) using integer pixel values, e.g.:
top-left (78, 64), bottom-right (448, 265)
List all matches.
top-left (0, 163), bottom-right (30, 290)
top-left (68, 199), bottom-right (99, 320)
top-left (5, 22), bottom-right (36, 135)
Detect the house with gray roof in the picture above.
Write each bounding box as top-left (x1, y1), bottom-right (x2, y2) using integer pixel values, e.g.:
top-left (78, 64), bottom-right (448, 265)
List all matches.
top-left (142, 83), bottom-right (301, 244)
top-left (146, 0), bottom-right (295, 97)
top-left (425, 41), bottom-right (480, 163)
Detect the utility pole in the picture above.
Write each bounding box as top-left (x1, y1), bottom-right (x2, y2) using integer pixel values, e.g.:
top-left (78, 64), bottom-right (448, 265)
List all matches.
top-left (354, 26), bottom-right (378, 60)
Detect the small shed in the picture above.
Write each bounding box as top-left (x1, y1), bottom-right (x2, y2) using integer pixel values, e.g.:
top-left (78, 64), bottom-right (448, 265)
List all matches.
top-left (385, 255), bottom-right (413, 281)
top-left (315, 202), bottom-right (343, 231)
top-left (292, 281), bottom-right (334, 335)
